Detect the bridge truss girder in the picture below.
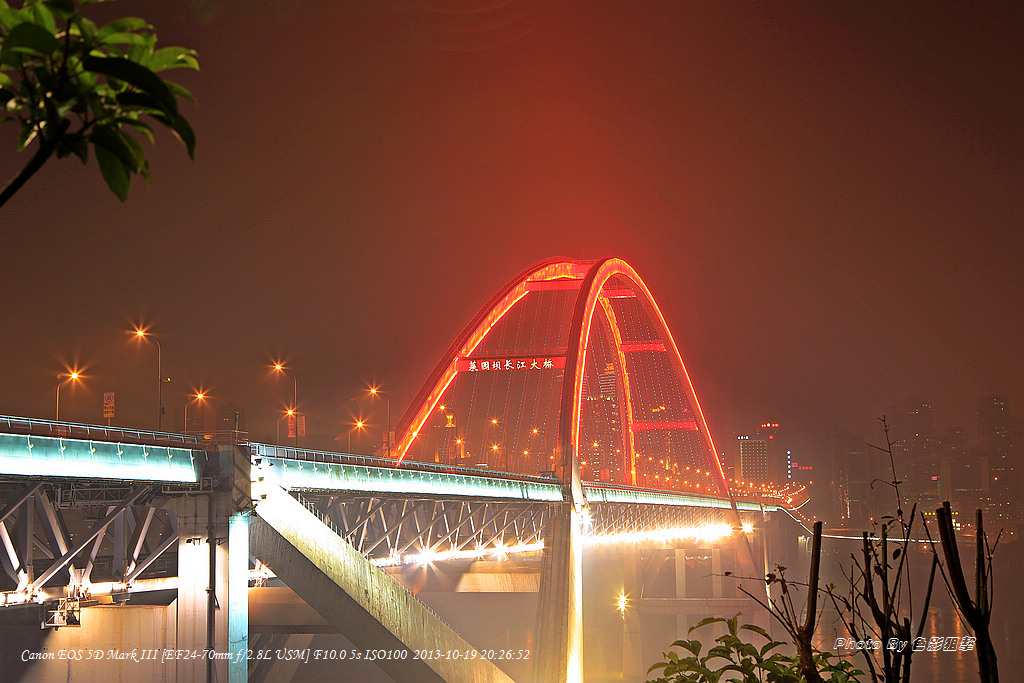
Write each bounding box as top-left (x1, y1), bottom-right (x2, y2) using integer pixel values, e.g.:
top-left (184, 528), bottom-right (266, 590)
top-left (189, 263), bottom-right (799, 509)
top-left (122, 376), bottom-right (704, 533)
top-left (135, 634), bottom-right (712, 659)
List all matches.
top-left (296, 493), bottom-right (549, 563)
top-left (588, 501), bottom-right (760, 537)
top-left (0, 481), bottom-right (184, 606)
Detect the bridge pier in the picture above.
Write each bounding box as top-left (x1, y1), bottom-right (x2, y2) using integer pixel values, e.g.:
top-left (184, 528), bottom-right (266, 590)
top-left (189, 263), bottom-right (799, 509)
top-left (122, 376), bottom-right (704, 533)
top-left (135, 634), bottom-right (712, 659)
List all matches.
top-left (533, 501), bottom-right (584, 683)
top-left (621, 545), bottom-right (643, 680)
top-left (167, 491), bottom-right (249, 683)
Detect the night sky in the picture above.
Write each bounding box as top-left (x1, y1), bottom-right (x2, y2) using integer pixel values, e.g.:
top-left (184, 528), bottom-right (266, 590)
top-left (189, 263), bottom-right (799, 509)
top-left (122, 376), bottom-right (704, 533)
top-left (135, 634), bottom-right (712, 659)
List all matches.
top-left (2, 1), bottom-right (1021, 470)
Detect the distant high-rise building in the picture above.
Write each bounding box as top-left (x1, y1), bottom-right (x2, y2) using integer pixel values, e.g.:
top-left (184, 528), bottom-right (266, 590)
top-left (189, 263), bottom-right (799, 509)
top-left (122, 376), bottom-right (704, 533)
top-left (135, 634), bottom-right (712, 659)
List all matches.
top-left (977, 396), bottom-right (1021, 526)
top-left (582, 363), bottom-right (624, 483)
top-left (738, 436), bottom-right (768, 482)
top-left (831, 429), bottom-right (886, 525)
top-left (756, 422), bottom-right (785, 483)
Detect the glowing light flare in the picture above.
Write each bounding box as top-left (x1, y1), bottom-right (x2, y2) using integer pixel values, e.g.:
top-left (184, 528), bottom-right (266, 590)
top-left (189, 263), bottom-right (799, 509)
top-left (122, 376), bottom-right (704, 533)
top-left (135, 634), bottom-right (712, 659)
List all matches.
top-left (374, 541), bottom-right (546, 567)
top-left (617, 592), bottom-right (629, 615)
top-left (584, 523), bottom-right (735, 546)
top-left (368, 523), bottom-right (738, 569)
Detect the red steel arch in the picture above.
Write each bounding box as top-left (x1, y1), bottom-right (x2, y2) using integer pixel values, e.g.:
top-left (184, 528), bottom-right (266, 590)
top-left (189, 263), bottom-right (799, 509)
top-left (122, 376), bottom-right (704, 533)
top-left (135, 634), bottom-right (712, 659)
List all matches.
top-left (390, 257), bottom-right (729, 499)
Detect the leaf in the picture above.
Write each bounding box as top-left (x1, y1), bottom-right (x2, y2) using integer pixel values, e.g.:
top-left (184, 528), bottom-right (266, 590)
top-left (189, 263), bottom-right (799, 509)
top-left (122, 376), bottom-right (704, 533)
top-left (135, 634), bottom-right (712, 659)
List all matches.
top-left (164, 80), bottom-right (196, 103)
top-left (115, 117), bottom-right (155, 144)
top-left (892, 547), bottom-right (902, 560)
top-left (116, 90), bottom-right (166, 113)
top-left (91, 126), bottom-right (136, 169)
top-left (706, 645), bottom-right (734, 661)
top-left (1, 20), bottom-right (61, 66)
top-left (93, 142), bottom-right (130, 201)
top-left (147, 46), bottom-right (199, 72)
top-left (741, 623), bottom-right (771, 640)
top-left (17, 124), bottom-right (37, 151)
top-left (157, 111), bottom-right (195, 158)
top-left (99, 31), bottom-right (151, 47)
top-left (30, 2), bottom-right (56, 35)
top-left (82, 56), bottom-right (177, 115)
top-left (43, 0), bottom-right (76, 20)
top-left (118, 128), bottom-right (150, 179)
top-left (689, 616), bottom-right (725, 634)
top-left (95, 16), bottom-right (151, 40)
top-left (56, 134), bottom-right (87, 163)
top-left (71, 15), bottom-right (97, 44)
top-left (0, 8), bottom-right (24, 32)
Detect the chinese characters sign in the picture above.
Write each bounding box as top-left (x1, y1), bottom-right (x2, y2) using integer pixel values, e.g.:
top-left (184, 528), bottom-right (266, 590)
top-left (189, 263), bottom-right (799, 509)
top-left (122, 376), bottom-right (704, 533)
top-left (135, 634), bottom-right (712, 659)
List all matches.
top-left (457, 356), bottom-right (566, 372)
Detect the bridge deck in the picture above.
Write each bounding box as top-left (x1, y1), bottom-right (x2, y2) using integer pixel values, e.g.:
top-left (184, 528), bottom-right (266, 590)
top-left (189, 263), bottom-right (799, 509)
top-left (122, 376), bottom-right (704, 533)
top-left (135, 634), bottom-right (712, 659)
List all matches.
top-left (0, 418), bottom-right (782, 511)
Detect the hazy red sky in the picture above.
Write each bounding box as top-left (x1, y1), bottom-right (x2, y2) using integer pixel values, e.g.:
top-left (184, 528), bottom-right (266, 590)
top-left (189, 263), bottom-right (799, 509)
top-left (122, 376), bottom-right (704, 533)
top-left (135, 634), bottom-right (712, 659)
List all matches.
top-left (2, 1), bottom-right (1021, 465)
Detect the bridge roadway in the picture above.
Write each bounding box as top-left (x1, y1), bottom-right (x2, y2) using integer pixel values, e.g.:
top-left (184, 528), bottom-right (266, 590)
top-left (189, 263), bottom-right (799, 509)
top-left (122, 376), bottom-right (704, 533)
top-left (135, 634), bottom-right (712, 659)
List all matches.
top-left (0, 417), bottom-right (785, 682)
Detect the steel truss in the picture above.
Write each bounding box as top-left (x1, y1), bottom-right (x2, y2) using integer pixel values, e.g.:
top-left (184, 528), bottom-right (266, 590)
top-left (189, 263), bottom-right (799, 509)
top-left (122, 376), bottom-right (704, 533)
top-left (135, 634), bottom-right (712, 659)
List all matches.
top-left (587, 502), bottom-right (761, 536)
top-left (292, 490), bottom-right (759, 565)
top-left (295, 493), bottom-right (550, 562)
top-left (0, 482), bottom-right (180, 607)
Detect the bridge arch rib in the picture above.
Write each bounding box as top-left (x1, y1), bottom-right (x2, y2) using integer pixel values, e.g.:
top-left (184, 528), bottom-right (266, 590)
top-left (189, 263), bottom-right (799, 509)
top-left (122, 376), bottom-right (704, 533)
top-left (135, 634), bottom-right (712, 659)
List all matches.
top-left (390, 257), bottom-right (730, 500)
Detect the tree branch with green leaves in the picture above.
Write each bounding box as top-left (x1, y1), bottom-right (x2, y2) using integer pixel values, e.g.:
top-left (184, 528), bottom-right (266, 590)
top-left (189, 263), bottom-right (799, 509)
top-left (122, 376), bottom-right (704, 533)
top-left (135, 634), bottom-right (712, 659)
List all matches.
top-left (0, 0), bottom-right (197, 209)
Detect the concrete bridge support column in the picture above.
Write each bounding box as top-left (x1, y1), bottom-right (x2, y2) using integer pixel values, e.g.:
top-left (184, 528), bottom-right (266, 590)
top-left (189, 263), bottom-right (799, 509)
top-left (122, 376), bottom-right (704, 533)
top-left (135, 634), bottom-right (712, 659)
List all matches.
top-left (674, 548), bottom-right (687, 634)
top-left (170, 493), bottom-right (248, 683)
top-left (532, 501), bottom-right (584, 683)
top-left (622, 544), bottom-right (644, 682)
top-left (711, 547), bottom-right (723, 598)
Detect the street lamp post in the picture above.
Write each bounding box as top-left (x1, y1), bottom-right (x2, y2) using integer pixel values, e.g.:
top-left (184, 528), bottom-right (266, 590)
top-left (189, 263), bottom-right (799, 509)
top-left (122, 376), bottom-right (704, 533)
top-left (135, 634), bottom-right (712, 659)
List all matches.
top-left (132, 329), bottom-right (171, 431)
top-left (273, 364), bottom-right (298, 447)
top-left (444, 411), bottom-right (457, 466)
top-left (277, 409), bottom-right (295, 446)
top-left (370, 388), bottom-right (391, 459)
top-left (55, 372), bottom-right (80, 421)
top-left (184, 392), bottom-right (205, 435)
top-left (348, 421), bottom-right (364, 453)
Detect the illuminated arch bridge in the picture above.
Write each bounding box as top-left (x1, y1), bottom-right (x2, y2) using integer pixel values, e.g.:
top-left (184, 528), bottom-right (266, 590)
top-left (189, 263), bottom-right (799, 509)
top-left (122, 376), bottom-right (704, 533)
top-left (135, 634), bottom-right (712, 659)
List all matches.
top-left (391, 257), bottom-right (730, 500)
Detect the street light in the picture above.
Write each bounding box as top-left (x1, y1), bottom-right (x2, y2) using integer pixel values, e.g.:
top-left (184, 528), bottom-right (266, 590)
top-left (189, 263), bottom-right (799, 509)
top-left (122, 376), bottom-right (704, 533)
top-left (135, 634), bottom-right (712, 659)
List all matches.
top-left (346, 420), bottom-right (366, 453)
top-left (130, 328), bottom-right (171, 430)
top-left (277, 408), bottom-right (295, 446)
top-left (439, 407), bottom-right (459, 465)
top-left (184, 391), bottom-right (206, 435)
top-left (272, 363), bottom-right (299, 446)
top-left (369, 387), bottom-right (391, 459)
top-left (55, 371), bottom-right (81, 421)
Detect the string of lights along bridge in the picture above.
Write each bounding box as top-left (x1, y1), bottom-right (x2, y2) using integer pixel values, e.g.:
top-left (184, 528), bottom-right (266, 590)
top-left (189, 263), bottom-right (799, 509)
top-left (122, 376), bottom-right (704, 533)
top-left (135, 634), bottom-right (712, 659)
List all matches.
top-left (387, 257), bottom-right (737, 500)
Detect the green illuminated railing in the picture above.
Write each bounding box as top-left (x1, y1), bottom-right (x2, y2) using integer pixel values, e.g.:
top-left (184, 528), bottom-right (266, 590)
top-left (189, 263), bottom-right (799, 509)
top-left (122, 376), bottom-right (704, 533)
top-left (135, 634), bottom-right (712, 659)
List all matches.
top-left (0, 432), bottom-right (202, 483)
top-left (255, 455), bottom-right (565, 502)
